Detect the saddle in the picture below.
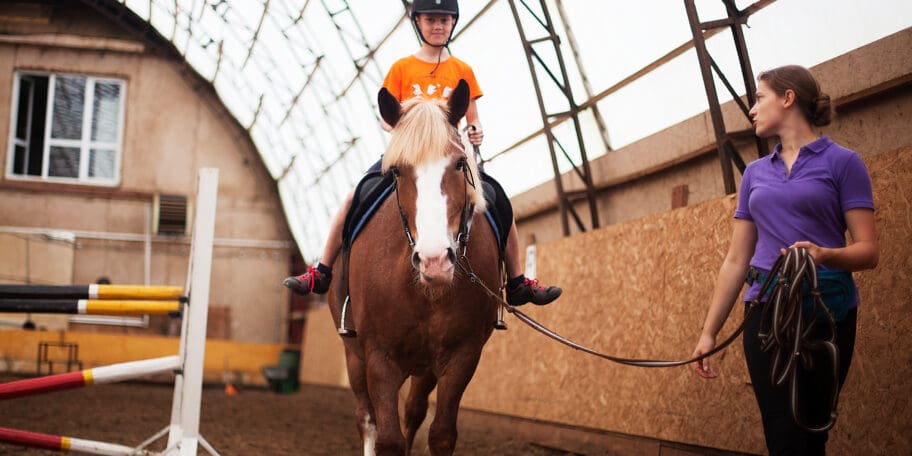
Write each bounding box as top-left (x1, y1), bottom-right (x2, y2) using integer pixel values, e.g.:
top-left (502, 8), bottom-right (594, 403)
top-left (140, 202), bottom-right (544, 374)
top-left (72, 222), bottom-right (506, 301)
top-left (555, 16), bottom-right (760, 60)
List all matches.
top-left (341, 171), bottom-right (512, 254)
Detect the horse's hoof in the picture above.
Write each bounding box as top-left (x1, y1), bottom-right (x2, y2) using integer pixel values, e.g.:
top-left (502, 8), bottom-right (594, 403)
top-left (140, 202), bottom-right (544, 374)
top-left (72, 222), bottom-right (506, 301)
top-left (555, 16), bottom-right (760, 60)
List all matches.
top-left (493, 320), bottom-right (508, 330)
top-left (338, 328), bottom-right (357, 337)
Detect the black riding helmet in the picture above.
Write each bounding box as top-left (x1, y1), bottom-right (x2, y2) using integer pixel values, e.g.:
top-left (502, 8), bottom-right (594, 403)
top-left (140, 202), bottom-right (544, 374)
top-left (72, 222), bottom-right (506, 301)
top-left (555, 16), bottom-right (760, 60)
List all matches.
top-left (411, 0), bottom-right (459, 47)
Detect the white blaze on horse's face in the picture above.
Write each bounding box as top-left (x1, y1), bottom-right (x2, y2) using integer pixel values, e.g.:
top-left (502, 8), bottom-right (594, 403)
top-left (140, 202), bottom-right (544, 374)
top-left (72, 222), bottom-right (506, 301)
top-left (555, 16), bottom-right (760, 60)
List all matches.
top-left (413, 157), bottom-right (457, 284)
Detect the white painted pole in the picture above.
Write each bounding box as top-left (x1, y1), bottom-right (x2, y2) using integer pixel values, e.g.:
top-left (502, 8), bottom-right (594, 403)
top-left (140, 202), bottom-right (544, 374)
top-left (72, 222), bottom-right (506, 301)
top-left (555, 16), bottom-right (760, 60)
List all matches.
top-left (67, 436), bottom-right (155, 456)
top-left (165, 299), bottom-right (190, 448)
top-left (174, 168), bottom-right (218, 456)
top-left (90, 355), bottom-right (181, 384)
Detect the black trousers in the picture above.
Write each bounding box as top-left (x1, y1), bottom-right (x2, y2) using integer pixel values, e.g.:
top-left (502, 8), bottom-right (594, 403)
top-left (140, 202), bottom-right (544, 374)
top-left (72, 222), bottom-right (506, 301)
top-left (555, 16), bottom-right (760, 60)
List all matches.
top-left (742, 303), bottom-right (857, 456)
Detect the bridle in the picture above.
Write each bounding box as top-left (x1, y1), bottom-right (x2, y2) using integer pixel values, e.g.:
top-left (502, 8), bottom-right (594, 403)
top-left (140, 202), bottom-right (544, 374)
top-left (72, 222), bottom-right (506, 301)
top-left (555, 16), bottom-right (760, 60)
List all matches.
top-left (389, 126), bottom-right (477, 262)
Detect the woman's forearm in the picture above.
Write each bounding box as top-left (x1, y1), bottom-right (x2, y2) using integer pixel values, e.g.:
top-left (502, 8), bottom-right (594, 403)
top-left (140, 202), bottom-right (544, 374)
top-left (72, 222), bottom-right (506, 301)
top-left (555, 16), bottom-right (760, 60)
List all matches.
top-left (820, 240), bottom-right (879, 271)
top-left (700, 259), bottom-right (750, 339)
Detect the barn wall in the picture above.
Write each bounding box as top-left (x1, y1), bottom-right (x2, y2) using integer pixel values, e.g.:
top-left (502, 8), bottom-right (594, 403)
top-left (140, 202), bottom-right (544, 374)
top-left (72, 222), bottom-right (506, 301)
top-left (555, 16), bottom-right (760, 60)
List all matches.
top-left (457, 144), bottom-right (911, 454)
top-left (0, 2), bottom-right (295, 344)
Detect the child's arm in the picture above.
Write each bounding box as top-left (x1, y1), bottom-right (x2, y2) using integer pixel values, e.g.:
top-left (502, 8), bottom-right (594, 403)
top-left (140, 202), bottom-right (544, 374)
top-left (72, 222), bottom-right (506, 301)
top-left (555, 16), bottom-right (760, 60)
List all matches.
top-left (465, 98), bottom-right (483, 146)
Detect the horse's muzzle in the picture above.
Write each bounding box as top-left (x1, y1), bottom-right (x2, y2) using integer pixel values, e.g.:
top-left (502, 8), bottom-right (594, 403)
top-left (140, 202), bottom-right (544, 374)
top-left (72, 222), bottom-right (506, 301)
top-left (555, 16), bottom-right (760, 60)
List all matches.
top-left (412, 248), bottom-right (457, 284)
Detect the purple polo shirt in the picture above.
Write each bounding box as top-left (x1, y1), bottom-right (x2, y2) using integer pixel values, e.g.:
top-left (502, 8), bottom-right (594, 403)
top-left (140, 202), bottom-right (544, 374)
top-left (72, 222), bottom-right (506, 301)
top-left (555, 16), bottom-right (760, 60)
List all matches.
top-left (735, 136), bottom-right (874, 303)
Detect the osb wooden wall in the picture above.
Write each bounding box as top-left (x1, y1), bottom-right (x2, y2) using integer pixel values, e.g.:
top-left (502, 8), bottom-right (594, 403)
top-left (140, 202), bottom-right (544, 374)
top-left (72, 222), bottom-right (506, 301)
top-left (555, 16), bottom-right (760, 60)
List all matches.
top-left (300, 145), bottom-right (911, 454)
top-left (459, 145), bottom-right (912, 455)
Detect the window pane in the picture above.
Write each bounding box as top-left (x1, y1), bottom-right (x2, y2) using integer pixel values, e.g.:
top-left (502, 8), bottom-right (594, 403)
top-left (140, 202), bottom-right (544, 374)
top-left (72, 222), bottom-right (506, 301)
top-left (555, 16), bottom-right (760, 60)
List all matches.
top-left (89, 148), bottom-right (115, 178)
top-left (92, 83), bottom-right (121, 142)
top-left (15, 78), bottom-right (33, 140)
top-left (13, 145), bottom-right (27, 175)
top-left (48, 146), bottom-right (80, 178)
top-left (51, 76), bottom-right (85, 140)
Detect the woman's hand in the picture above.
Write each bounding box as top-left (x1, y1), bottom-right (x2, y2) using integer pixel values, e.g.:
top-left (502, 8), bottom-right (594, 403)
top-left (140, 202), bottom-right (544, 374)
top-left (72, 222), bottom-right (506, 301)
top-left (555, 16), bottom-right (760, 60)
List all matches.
top-left (781, 241), bottom-right (829, 265)
top-left (692, 333), bottom-right (718, 379)
top-left (467, 125), bottom-right (484, 146)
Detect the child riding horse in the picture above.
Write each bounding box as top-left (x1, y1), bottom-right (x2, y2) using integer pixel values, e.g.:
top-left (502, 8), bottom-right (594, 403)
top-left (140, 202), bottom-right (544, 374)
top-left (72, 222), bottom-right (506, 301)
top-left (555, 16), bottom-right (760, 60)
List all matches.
top-left (329, 81), bottom-right (500, 455)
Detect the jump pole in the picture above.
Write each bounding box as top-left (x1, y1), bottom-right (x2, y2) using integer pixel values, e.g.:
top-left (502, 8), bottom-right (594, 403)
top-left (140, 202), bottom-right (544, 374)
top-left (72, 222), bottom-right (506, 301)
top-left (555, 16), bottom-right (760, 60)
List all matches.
top-left (165, 167), bottom-right (219, 456)
top-left (0, 299), bottom-right (182, 315)
top-left (0, 284), bottom-right (184, 300)
top-left (0, 355), bottom-right (180, 401)
top-left (0, 427), bottom-right (155, 456)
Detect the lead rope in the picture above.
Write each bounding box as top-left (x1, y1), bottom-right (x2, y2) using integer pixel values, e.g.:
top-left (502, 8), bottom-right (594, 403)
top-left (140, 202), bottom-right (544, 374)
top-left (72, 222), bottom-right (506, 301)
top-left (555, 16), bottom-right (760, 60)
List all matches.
top-left (454, 254), bottom-right (762, 367)
top-left (456, 247), bottom-right (840, 432)
top-left (758, 248), bottom-right (840, 432)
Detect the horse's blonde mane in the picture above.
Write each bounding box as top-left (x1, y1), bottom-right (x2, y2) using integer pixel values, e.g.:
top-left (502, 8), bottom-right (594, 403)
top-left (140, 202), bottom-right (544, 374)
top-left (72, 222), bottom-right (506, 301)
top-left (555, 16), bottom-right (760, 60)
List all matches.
top-left (382, 97), bottom-right (486, 212)
top-left (382, 97), bottom-right (453, 170)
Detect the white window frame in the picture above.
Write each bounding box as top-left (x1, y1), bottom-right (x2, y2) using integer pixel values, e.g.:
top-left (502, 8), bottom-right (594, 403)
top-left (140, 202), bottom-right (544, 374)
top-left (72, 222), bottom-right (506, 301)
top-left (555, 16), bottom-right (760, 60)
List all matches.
top-left (6, 71), bottom-right (126, 186)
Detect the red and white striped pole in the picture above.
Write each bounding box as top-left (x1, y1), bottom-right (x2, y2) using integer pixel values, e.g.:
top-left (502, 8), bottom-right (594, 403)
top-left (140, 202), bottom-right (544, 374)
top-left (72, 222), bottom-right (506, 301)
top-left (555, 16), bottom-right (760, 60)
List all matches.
top-left (0, 356), bottom-right (180, 401)
top-left (0, 427), bottom-right (153, 455)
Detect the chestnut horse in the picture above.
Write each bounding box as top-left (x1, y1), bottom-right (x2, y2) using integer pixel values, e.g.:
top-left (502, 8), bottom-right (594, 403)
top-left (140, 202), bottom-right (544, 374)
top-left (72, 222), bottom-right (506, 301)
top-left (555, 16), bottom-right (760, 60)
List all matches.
top-left (328, 80), bottom-right (501, 456)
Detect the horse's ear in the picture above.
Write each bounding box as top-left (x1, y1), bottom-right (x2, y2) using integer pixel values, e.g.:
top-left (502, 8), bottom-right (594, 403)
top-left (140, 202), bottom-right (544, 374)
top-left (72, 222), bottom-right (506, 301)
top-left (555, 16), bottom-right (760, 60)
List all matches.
top-left (378, 87), bottom-right (401, 128)
top-left (447, 79), bottom-right (470, 126)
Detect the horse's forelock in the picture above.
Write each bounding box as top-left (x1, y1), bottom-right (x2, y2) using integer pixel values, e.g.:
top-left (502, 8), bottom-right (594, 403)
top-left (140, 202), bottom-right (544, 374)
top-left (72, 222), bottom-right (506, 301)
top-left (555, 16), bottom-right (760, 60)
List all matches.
top-left (382, 98), bottom-right (453, 171)
top-left (382, 97), bottom-right (485, 217)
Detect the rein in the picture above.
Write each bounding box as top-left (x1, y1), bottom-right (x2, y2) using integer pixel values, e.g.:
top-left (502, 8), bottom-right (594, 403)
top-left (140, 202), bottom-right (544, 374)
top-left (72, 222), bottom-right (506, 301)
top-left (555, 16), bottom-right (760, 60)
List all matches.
top-left (455, 247), bottom-right (840, 432)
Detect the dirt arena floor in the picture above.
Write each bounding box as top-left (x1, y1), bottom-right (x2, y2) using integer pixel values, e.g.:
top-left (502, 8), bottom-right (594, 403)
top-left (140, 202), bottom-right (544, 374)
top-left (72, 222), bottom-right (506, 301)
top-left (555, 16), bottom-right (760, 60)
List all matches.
top-left (0, 375), bottom-right (580, 455)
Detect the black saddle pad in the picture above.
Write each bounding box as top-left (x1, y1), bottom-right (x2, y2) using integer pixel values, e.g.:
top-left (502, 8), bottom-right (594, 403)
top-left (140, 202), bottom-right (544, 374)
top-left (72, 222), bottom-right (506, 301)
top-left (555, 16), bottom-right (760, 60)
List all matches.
top-left (481, 173), bottom-right (512, 253)
top-left (342, 171), bottom-right (395, 251)
top-left (341, 171), bottom-right (513, 254)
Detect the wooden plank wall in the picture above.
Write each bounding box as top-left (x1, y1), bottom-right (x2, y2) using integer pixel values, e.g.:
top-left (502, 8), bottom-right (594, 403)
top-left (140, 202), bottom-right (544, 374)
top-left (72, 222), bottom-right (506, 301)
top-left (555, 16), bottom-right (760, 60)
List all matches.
top-left (301, 145), bottom-right (911, 454)
top-left (460, 145), bottom-right (912, 454)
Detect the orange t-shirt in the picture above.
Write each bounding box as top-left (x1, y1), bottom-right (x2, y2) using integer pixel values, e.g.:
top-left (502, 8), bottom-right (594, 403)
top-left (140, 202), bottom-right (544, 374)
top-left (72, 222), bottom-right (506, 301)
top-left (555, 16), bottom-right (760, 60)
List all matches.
top-left (382, 55), bottom-right (483, 103)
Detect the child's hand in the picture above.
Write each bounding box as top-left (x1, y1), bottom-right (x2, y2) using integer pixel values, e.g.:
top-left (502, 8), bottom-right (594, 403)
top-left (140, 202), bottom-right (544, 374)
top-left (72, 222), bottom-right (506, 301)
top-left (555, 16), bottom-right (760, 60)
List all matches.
top-left (467, 125), bottom-right (484, 146)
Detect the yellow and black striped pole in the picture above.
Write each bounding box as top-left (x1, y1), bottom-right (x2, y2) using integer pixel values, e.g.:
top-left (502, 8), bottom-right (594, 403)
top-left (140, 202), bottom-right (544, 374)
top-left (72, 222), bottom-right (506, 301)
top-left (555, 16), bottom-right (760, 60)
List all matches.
top-left (0, 299), bottom-right (181, 315)
top-left (0, 284), bottom-right (183, 300)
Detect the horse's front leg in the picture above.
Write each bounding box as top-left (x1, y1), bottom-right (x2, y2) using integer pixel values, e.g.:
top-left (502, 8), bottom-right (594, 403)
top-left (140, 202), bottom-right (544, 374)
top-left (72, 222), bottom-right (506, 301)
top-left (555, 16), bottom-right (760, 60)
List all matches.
top-left (343, 348), bottom-right (378, 456)
top-left (365, 353), bottom-right (408, 455)
top-left (428, 353), bottom-right (482, 456)
top-left (404, 373), bottom-right (438, 454)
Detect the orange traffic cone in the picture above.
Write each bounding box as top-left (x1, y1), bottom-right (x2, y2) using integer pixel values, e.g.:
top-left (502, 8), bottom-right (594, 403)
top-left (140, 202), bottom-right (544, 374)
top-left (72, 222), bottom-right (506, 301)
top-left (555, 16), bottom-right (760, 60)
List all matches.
top-left (224, 383), bottom-right (238, 396)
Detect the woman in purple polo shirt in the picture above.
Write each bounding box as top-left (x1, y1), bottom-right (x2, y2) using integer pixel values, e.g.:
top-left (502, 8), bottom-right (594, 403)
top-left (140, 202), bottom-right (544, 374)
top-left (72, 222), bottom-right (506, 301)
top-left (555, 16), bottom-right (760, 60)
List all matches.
top-left (690, 65), bottom-right (879, 455)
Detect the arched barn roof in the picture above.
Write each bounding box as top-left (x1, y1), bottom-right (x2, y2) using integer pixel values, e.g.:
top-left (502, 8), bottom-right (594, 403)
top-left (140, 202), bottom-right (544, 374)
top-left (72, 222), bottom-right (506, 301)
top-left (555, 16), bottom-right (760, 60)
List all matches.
top-left (102, 0), bottom-right (910, 260)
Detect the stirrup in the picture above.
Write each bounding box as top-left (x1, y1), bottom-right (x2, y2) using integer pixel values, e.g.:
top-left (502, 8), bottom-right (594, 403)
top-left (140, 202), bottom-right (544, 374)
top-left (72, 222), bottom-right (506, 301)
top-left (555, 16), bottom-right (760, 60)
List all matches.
top-left (493, 300), bottom-right (507, 330)
top-left (338, 295), bottom-right (357, 338)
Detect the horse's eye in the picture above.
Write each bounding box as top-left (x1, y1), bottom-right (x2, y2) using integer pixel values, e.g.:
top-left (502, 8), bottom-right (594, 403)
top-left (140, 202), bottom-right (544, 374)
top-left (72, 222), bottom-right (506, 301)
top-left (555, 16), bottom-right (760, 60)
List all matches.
top-left (455, 160), bottom-right (465, 171)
